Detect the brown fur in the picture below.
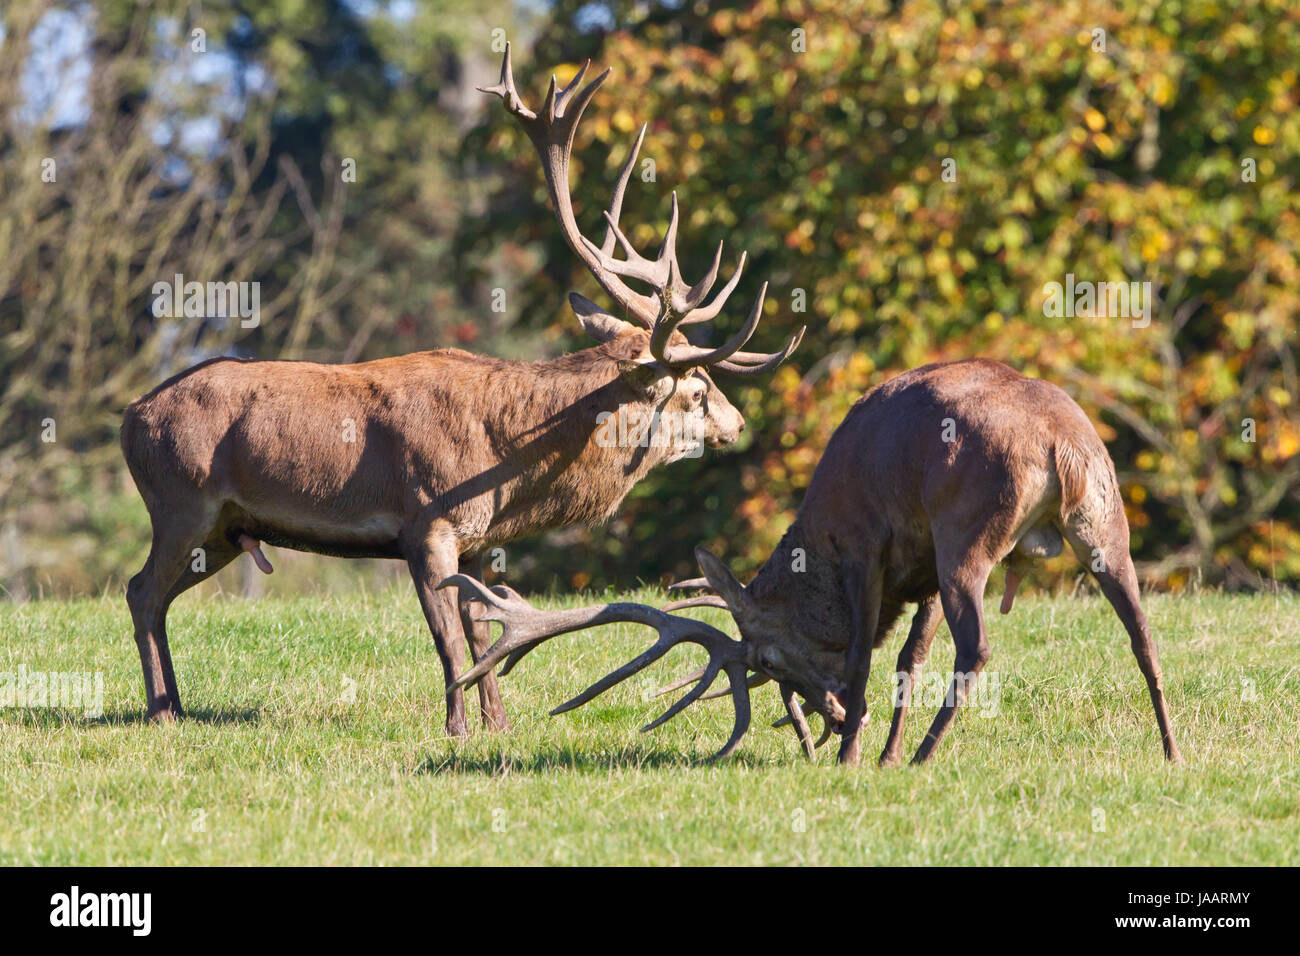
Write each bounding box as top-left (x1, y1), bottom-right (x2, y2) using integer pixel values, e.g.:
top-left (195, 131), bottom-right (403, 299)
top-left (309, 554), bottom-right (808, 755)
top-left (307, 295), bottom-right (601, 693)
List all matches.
top-left (705, 359), bottom-right (1182, 765)
top-left (121, 326), bottom-right (744, 734)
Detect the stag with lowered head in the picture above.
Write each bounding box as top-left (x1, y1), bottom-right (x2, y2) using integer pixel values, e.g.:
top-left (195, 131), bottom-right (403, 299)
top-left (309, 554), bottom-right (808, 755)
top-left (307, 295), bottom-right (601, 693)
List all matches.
top-left (120, 46), bottom-right (802, 736)
top-left (446, 359), bottom-right (1183, 765)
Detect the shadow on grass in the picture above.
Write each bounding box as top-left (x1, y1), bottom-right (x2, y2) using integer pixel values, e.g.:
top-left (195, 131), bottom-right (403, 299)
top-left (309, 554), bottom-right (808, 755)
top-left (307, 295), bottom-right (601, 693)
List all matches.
top-left (0, 706), bottom-right (264, 728)
top-left (91, 707), bottom-right (264, 727)
top-left (415, 744), bottom-right (780, 776)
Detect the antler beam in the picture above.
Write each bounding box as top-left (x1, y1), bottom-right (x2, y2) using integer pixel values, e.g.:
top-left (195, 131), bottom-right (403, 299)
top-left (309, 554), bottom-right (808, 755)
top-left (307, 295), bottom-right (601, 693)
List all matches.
top-left (482, 44), bottom-right (804, 377)
top-left (439, 573), bottom-right (755, 760)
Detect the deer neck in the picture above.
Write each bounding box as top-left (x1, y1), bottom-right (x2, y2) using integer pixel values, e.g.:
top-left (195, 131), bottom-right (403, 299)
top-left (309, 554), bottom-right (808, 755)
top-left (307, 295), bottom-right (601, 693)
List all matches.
top-left (477, 349), bottom-right (675, 541)
top-left (746, 522), bottom-right (856, 648)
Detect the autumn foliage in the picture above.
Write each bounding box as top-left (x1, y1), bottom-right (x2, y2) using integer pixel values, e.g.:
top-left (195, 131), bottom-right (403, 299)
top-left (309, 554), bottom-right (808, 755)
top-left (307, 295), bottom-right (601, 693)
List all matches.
top-left (2, 0), bottom-right (1296, 596)
top-left (469, 0), bottom-right (1299, 591)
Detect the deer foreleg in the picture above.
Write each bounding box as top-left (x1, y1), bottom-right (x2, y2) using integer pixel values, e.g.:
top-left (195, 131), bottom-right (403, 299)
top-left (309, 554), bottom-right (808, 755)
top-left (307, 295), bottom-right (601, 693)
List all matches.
top-left (403, 522), bottom-right (470, 737)
top-left (458, 554), bottom-right (511, 733)
top-left (837, 555), bottom-right (883, 766)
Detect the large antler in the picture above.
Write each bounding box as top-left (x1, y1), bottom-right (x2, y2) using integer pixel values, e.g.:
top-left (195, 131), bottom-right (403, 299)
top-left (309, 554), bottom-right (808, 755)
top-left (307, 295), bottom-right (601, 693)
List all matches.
top-left (439, 574), bottom-right (754, 760)
top-left (657, 579), bottom-right (830, 759)
top-left (482, 44), bottom-right (804, 376)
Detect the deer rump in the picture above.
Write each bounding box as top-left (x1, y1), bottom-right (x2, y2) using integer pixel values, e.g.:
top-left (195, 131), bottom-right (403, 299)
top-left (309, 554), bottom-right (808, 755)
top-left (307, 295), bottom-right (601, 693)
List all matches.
top-left (817, 358), bottom-right (1102, 626)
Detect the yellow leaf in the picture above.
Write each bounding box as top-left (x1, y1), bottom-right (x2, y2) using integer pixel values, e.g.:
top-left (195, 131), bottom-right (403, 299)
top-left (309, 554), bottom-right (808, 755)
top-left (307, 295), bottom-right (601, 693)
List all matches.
top-left (612, 109), bottom-right (636, 133)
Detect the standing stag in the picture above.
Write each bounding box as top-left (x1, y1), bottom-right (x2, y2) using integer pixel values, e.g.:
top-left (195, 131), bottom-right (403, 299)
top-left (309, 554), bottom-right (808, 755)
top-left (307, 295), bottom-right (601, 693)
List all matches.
top-left (120, 46), bottom-right (802, 735)
top-left (446, 359), bottom-right (1183, 765)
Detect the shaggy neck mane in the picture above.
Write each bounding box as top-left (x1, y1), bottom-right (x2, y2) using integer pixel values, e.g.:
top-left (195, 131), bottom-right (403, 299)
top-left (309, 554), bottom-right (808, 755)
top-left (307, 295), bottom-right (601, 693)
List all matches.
top-left (748, 519), bottom-right (852, 616)
top-left (458, 337), bottom-right (674, 543)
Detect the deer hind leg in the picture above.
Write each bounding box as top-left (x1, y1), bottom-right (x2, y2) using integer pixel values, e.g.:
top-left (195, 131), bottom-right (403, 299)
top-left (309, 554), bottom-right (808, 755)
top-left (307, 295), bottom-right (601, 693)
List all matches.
top-left (880, 594), bottom-right (943, 767)
top-left (1065, 520), bottom-right (1183, 763)
top-left (911, 557), bottom-right (994, 765)
top-left (403, 522), bottom-right (470, 737)
top-left (458, 555), bottom-right (511, 732)
top-left (127, 505), bottom-right (234, 720)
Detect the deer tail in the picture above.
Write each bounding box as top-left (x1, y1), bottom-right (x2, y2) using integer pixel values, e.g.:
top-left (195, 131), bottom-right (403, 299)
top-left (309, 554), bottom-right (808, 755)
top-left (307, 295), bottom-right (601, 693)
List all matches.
top-left (1053, 439), bottom-right (1089, 522)
top-left (120, 400), bottom-right (146, 478)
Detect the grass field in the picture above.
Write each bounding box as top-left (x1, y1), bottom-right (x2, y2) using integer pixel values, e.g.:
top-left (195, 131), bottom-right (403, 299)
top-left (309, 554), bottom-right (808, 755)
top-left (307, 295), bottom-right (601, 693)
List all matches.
top-left (1, 585), bottom-right (1296, 865)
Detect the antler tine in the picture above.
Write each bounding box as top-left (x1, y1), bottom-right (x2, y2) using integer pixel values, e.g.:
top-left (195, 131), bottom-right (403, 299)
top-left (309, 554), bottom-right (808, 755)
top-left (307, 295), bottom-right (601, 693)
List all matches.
top-left (710, 324), bottom-right (807, 377)
top-left (713, 664), bottom-right (752, 760)
top-left (658, 280), bottom-right (766, 367)
top-left (668, 577), bottom-right (714, 592)
top-left (549, 59), bottom-right (591, 118)
top-left (601, 123), bottom-right (647, 255)
top-left (776, 701), bottom-right (842, 746)
top-left (814, 721), bottom-right (834, 749)
top-left (476, 42), bottom-right (536, 120)
top-left (641, 660), bottom-right (723, 731)
top-left (439, 573), bottom-right (691, 691)
top-left (498, 645), bottom-right (531, 677)
top-left (587, 211), bottom-right (671, 288)
top-left (483, 44), bottom-right (660, 327)
top-left (659, 191), bottom-right (684, 294)
top-left (671, 240), bottom-right (724, 316)
top-left (651, 665), bottom-right (708, 698)
top-left (539, 74), bottom-right (559, 126)
top-left (638, 657), bottom-right (755, 761)
top-left (485, 46), bottom-right (802, 378)
top-left (549, 639), bottom-right (680, 714)
top-left (699, 671), bottom-right (770, 701)
top-left (676, 250), bottom-right (745, 325)
top-left (780, 682), bottom-right (817, 760)
top-left (661, 593), bottom-right (730, 612)
top-left (634, 659), bottom-right (752, 760)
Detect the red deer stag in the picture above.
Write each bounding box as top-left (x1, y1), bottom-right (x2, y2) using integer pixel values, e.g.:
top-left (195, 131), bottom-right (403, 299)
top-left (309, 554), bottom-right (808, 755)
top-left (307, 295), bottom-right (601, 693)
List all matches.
top-left (445, 359), bottom-right (1183, 765)
top-left (120, 45), bottom-right (802, 736)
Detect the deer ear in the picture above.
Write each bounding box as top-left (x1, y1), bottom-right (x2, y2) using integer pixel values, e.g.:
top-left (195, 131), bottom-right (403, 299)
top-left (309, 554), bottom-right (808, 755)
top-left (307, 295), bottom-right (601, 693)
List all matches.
top-left (569, 292), bottom-right (636, 343)
top-left (694, 546), bottom-right (749, 613)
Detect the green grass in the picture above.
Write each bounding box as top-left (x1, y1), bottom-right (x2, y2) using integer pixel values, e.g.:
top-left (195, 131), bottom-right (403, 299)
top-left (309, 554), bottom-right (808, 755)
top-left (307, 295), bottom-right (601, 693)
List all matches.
top-left (1, 587), bottom-right (1296, 865)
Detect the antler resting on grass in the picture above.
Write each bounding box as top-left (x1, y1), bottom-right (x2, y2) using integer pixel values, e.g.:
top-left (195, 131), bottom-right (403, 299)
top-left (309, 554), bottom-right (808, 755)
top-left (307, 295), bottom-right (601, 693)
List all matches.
top-left (438, 574), bottom-right (755, 760)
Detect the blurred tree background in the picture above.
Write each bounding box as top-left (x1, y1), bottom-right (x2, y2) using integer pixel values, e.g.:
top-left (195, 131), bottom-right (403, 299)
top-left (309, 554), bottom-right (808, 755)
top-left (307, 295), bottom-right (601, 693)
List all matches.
top-left (1, 0), bottom-right (1296, 600)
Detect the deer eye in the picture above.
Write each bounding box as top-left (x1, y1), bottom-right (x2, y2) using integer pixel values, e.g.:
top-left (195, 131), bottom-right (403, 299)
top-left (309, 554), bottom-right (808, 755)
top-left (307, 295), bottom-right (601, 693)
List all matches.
top-left (757, 647), bottom-right (784, 672)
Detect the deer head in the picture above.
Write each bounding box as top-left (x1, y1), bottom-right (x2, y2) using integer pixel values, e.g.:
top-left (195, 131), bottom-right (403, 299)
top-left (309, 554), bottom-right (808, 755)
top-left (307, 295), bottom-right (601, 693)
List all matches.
top-left (482, 45), bottom-right (803, 457)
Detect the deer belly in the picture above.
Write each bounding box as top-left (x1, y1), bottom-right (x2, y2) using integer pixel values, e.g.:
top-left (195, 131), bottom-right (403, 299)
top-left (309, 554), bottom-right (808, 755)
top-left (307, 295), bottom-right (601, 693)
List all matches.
top-left (233, 507), bottom-right (404, 559)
